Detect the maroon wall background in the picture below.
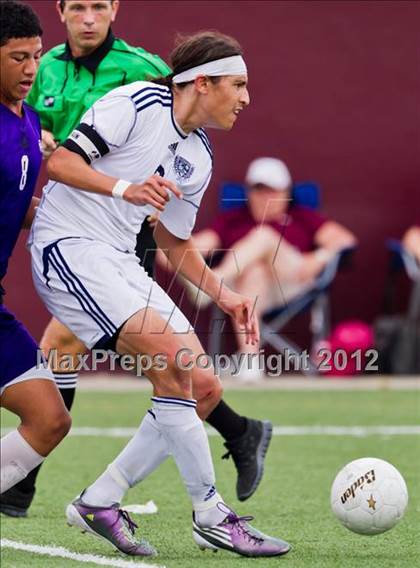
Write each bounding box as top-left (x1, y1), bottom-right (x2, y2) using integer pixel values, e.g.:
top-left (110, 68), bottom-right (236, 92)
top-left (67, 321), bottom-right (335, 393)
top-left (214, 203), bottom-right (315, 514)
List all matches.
top-left (6, 0), bottom-right (419, 346)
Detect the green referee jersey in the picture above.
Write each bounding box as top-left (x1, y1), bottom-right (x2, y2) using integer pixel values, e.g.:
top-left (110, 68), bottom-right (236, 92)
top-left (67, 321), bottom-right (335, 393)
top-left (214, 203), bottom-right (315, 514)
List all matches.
top-left (27, 31), bottom-right (171, 143)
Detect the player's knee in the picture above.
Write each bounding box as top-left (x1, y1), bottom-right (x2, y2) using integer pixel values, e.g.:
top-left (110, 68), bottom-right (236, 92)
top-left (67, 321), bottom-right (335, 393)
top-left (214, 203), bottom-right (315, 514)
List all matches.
top-left (60, 409), bottom-right (72, 437)
top-left (49, 407), bottom-right (72, 440)
top-left (193, 370), bottom-right (223, 404)
top-left (40, 408), bottom-right (72, 449)
top-left (50, 411), bottom-right (71, 447)
top-left (207, 374), bottom-right (223, 404)
top-left (249, 224), bottom-right (277, 243)
top-left (206, 377), bottom-right (223, 414)
top-left (235, 261), bottom-right (267, 292)
top-left (214, 377), bottom-right (224, 402)
top-left (194, 371), bottom-right (223, 419)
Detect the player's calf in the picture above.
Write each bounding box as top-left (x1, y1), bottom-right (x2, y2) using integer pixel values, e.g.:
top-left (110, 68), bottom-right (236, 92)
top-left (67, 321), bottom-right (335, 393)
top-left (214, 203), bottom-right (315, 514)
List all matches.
top-left (1, 378), bottom-right (71, 457)
top-left (1, 379), bottom-right (71, 494)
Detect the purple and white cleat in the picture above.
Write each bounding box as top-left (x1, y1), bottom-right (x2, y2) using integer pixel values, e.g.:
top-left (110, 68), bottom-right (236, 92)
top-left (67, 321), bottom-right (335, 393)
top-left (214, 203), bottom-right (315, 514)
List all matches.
top-left (66, 493), bottom-right (156, 556)
top-left (192, 504), bottom-right (291, 557)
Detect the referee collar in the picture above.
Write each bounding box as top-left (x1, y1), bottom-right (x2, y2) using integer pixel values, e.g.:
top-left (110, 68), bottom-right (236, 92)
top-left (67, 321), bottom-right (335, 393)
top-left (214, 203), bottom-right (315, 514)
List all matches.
top-left (56, 29), bottom-right (115, 74)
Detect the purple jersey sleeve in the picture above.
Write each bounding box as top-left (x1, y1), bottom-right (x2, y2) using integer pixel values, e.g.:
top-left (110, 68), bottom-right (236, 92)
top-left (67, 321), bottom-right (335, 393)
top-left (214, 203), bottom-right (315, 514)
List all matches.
top-left (0, 103), bottom-right (42, 281)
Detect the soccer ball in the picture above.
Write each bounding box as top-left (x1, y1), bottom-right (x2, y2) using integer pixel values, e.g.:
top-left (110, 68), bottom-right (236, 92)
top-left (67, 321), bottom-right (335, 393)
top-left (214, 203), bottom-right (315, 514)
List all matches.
top-left (330, 457), bottom-right (408, 535)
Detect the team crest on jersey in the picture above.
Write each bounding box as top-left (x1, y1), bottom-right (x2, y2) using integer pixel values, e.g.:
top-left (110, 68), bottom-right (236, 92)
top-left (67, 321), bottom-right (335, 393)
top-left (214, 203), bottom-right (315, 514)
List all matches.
top-left (174, 155), bottom-right (194, 180)
top-left (43, 96), bottom-right (55, 108)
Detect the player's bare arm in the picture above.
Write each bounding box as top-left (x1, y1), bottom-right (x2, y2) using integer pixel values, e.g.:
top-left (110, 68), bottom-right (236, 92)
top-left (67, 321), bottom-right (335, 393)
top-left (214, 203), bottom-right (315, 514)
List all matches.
top-left (47, 147), bottom-right (182, 210)
top-left (155, 221), bottom-right (259, 345)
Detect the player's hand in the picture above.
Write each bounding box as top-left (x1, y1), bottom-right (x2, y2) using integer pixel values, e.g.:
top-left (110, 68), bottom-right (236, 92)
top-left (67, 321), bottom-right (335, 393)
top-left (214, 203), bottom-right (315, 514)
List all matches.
top-left (123, 175), bottom-right (182, 210)
top-left (216, 287), bottom-right (260, 346)
top-left (41, 129), bottom-right (58, 159)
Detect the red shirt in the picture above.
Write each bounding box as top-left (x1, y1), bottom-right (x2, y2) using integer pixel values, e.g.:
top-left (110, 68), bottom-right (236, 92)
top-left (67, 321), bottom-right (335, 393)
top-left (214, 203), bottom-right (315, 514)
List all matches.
top-left (208, 205), bottom-right (327, 252)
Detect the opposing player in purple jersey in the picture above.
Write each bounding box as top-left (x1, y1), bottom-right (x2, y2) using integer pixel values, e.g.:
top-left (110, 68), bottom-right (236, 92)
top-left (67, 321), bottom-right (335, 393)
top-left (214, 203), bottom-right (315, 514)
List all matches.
top-left (0, 0), bottom-right (71, 495)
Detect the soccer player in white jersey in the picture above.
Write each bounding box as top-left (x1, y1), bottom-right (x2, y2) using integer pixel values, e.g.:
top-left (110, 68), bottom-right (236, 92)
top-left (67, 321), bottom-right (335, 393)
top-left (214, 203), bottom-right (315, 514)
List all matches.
top-left (29, 31), bottom-right (291, 558)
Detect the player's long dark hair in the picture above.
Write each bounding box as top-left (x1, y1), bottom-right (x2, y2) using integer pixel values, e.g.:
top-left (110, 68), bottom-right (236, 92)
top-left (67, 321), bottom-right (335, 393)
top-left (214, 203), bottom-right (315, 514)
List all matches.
top-left (0, 0), bottom-right (43, 46)
top-left (152, 31), bottom-right (243, 88)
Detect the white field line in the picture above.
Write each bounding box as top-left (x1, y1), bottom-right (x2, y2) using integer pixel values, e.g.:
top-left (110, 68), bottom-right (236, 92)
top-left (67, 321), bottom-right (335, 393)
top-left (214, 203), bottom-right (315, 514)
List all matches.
top-left (0, 539), bottom-right (165, 568)
top-left (74, 375), bottom-right (420, 392)
top-left (2, 425), bottom-right (419, 438)
top-left (75, 374), bottom-right (420, 392)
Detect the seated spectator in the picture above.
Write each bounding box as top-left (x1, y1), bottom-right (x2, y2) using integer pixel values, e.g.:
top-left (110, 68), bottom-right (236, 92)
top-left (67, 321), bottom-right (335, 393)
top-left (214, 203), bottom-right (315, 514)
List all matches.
top-left (402, 225), bottom-right (420, 264)
top-left (161, 157), bottom-right (357, 380)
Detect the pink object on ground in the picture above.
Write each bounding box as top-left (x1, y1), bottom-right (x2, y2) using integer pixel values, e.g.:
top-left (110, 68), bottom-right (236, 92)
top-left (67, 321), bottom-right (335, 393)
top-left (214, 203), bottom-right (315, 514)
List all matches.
top-left (318, 320), bottom-right (374, 377)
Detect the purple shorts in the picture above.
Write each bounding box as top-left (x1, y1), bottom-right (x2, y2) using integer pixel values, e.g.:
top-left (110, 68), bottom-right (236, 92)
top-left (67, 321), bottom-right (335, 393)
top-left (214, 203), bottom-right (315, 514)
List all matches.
top-left (0, 304), bottom-right (42, 389)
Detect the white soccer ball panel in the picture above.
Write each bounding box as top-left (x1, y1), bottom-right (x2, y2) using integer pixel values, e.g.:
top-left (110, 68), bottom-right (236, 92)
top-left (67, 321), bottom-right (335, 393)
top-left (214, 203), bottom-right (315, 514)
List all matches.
top-left (373, 504), bottom-right (401, 533)
top-left (345, 509), bottom-right (384, 536)
top-left (380, 477), bottom-right (407, 506)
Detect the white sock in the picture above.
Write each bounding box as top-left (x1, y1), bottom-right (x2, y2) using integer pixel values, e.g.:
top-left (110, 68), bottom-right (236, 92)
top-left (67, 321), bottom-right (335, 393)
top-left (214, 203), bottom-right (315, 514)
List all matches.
top-left (0, 430), bottom-right (44, 494)
top-left (82, 411), bottom-right (169, 507)
top-left (152, 396), bottom-right (226, 526)
top-left (115, 410), bottom-right (169, 485)
top-left (83, 463), bottom-right (130, 507)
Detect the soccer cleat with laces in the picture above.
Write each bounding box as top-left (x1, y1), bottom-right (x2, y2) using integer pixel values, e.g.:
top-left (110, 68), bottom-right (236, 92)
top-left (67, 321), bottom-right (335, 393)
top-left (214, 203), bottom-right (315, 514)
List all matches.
top-left (192, 504), bottom-right (291, 557)
top-left (222, 418), bottom-right (273, 501)
top-left (66, 493), bottom-right (157, 556)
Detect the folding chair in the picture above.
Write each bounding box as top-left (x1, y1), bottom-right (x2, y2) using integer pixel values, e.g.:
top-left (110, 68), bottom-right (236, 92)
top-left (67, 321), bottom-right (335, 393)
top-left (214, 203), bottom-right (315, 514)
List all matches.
top-left (207, 181), bottom-right (354, 376)
top-left (386, 239), bottom-right (420, 320)
top-left (375, 239), bottom-right (420, 374)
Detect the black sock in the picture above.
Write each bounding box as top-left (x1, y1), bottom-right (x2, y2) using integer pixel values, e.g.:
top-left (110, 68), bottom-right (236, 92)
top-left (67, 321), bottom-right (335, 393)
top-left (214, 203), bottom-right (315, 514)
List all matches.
top-left (8, 384), bottom-right (76, 495)
top-left (53, 372), bottom-right (78, 407)
top-left (206, 400), bottom-right (247, 442)
top-left (58, 386), bottom-right (76, 411)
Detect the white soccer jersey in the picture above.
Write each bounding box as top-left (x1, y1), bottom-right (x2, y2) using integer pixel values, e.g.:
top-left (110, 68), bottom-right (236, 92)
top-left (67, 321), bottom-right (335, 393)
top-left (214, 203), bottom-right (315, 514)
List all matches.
top-left (30, 82), bottom-right (213, 251)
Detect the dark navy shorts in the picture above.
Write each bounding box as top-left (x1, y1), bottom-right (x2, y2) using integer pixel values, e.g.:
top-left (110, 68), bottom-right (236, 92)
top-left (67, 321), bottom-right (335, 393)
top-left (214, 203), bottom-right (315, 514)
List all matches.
top-left (0, 304), bottom-right (51, 391)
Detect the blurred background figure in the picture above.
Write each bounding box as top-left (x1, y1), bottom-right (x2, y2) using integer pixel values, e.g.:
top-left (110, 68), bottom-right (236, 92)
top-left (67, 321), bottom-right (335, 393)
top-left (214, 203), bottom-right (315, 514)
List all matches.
top-left (374, 224), bottom-right (420, 376)
top-left (167, 157), bottom-right (357, 380)
top-left (402, 225), bottom-right (420, 264)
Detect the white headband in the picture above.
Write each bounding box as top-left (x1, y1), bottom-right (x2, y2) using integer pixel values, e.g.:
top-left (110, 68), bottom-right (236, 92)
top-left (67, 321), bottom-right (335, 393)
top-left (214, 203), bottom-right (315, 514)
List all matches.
top-left (172, 55), bottom-right (247, 84)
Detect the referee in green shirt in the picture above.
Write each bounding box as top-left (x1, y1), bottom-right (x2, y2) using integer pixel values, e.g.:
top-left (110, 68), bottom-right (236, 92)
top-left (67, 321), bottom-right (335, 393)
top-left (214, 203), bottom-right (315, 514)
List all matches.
top-left (27, 2), bottom-right (169, 146)
top-left (0, 0), bottom-right (273, 518)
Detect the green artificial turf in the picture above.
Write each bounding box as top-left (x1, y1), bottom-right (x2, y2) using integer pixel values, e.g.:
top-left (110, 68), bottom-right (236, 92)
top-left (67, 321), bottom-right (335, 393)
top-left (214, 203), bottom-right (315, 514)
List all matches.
top-left (1, 389), bottom-right (419, 568)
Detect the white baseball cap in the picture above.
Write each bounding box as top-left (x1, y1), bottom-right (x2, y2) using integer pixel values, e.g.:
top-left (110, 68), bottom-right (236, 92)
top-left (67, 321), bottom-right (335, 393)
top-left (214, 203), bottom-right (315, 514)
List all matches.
top-left (245, 157), bottom-right (292, 191)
